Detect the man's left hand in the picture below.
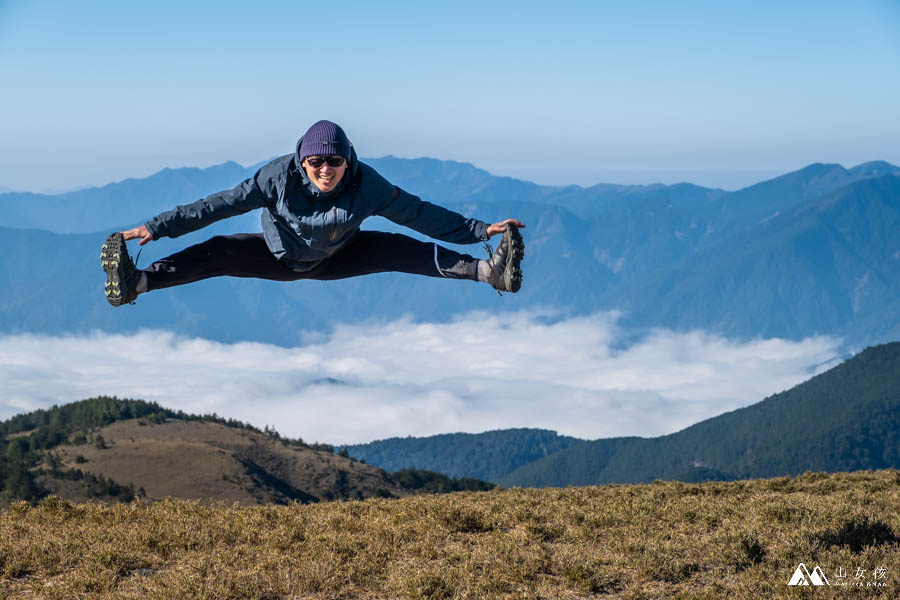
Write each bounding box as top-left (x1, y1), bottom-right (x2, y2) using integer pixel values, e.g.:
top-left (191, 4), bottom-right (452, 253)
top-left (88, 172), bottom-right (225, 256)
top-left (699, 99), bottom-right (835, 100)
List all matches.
top-left (487, 219), bottom-right (526, 237)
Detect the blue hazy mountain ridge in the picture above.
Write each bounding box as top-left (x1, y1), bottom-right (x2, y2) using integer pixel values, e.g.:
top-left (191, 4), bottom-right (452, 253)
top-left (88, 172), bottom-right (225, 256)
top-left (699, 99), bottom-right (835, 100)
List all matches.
top-left (496, 341), bottom-right (900, 487)
top-left (1, 157), bottom-right (895, 235)
top-left (695, 161), bottom-right (900, 244)
top-left (0, 155), bottom-right (719, 232)
top-left (0, 158), bottom-right (898, 346)
top-left (365, 156), bottom-right (726, 219)
top-left (0, 155), bottom-right (727, 234)
top-left (0, 161), bottom-right (258, 234)
top-left (604, 174), bottom-right (900, 343)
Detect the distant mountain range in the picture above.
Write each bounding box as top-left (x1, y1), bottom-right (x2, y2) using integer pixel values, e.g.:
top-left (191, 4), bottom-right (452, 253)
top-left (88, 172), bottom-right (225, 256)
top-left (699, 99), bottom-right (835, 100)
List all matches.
top-left (1, 157), bottom-right (898, 347)
top-left (347, 342), bottom-right (900, 487)
top-left (0, 161), bottom-right (260, 234)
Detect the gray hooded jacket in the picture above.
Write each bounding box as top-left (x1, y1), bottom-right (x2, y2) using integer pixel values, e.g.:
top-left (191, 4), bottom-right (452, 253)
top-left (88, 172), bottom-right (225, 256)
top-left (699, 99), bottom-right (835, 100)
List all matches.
top-left (145, 137), bottom-right (490, 272)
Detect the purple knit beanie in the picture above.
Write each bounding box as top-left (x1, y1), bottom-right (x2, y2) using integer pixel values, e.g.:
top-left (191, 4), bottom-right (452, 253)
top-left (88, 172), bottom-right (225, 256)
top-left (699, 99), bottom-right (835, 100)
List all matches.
top-left (298, 120), bottom-right (351, 161)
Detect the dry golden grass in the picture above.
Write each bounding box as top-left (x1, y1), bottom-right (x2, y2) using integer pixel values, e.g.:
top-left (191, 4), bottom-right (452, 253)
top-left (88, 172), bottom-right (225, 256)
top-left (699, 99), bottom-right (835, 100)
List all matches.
top-left (2, 470), bottom-right (899, 599)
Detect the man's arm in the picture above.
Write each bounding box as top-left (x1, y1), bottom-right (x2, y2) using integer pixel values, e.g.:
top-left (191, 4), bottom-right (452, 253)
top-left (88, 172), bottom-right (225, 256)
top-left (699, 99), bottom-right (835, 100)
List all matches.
top-left (377, 185), bottom-right (524, 242)
top-left (141, 171), bottom-right (271, 241)
top-left (377, 184), bottom-right (514, 243)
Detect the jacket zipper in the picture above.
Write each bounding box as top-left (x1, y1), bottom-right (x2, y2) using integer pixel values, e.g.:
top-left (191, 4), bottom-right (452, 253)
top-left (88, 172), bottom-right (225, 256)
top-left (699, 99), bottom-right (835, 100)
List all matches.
top-left (330, 206), bottom-right (339, 241)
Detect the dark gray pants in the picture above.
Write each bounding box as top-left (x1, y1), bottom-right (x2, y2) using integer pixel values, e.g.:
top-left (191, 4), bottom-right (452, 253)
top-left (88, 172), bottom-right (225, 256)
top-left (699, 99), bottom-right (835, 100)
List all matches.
top-left (143, 231), bottom-right (480, 291)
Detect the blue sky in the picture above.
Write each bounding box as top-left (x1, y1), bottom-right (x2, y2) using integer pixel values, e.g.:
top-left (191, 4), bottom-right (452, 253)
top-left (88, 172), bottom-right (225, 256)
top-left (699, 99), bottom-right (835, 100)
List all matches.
top-left (1, 0), bottom-right (898, 192)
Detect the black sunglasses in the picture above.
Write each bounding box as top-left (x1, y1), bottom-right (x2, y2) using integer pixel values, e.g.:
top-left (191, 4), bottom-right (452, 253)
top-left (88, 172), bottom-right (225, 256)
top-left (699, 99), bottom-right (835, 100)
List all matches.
top-left (305, 156), bottom-right (346, 168)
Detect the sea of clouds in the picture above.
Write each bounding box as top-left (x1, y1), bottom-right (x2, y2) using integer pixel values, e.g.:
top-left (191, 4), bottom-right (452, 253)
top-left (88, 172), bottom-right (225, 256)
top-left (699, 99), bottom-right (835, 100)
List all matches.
top-left (0, 310), bottom-right (842, 445)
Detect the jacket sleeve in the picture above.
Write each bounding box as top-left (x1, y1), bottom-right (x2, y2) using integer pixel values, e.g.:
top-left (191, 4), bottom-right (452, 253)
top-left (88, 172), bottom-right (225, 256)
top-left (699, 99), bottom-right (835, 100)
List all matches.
top-left (375, 185), bottom-right (489, 244)
top-left (144, 171), bottom-right (271, 240)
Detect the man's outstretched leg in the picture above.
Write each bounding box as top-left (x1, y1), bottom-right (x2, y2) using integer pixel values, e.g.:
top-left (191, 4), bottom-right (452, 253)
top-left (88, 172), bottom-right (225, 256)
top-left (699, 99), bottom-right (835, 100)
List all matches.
top-left (101, 232), bottom-right (304, 306)
top-left (304, 226), bottom-right (524, 293)
top-left (142, 233), bottom-right (304, 290)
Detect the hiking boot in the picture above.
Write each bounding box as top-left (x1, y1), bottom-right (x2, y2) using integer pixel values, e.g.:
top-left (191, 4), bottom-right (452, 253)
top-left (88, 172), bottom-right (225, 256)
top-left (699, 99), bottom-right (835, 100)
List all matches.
top-left (485, 224), bottom-right (524, 293)
top-left (101, 232), bottom-right (140, 306)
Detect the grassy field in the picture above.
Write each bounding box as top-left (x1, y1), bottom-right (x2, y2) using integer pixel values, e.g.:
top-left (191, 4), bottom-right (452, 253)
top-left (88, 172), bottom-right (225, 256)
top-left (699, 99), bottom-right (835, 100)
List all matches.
top-left (2, 470), bottom-right (899, 599)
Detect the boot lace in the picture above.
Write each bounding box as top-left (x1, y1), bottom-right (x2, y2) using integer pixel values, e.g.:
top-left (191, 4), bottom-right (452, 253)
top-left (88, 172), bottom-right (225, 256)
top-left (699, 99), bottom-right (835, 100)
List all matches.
top-left (484, 241), bottom-right (502, 297)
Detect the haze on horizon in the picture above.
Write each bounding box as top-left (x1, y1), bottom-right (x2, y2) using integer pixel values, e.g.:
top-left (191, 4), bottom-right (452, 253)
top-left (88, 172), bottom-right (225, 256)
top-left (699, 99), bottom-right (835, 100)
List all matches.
top-left (1, 0), bottom-right (898, 193)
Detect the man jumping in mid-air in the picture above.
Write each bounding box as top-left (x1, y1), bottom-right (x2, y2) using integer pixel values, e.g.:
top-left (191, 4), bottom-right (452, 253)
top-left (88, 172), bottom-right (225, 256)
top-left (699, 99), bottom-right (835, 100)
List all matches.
top-left (102, 120), bottom-right (524, 306)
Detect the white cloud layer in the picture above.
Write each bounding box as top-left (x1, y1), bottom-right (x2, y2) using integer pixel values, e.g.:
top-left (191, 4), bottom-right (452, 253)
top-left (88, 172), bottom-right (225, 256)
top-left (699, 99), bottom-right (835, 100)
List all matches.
top-left (0, 311), bottom-right (842, 445)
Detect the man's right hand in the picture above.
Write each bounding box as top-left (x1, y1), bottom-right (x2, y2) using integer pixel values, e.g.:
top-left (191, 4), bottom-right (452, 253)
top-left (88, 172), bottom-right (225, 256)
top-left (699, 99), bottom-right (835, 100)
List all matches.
top-left (122, 225), bottom-right (153, 246)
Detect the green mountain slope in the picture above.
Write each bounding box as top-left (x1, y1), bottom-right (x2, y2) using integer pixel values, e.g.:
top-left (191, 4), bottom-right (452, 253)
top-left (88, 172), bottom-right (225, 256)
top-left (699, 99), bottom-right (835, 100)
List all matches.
top-left (500, 341), bottom-right (900, 487)
top-left (345, 428), bottom-right (584, 482)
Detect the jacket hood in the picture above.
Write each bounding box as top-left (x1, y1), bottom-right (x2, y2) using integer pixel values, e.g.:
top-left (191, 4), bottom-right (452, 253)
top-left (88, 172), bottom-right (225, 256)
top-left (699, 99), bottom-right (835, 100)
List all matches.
top-left (293, 134), bottom-right (359, 201)
top-left (295, 132), bottom-right (358, 172)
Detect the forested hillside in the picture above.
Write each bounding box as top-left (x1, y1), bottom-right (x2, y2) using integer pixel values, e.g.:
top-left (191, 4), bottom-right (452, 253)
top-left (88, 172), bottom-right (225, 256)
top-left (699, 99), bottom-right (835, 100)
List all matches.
top-left (0, 397), bottom-right (332, 505)
top-left (345, 428), bottom-right (583, 482)
top-left (0, 397), bottom-right (496, 506)
top-left (500, 342), bottom-right (900, 487)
